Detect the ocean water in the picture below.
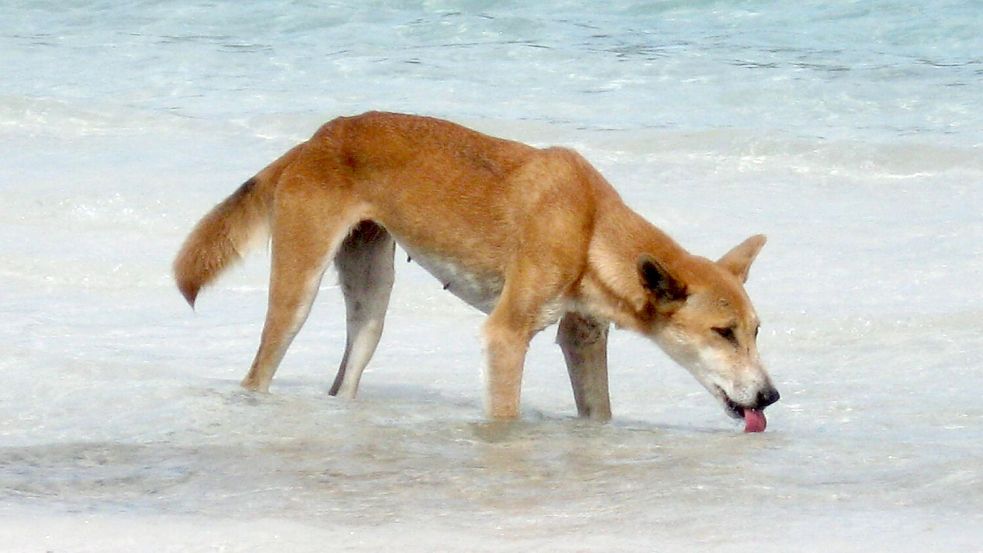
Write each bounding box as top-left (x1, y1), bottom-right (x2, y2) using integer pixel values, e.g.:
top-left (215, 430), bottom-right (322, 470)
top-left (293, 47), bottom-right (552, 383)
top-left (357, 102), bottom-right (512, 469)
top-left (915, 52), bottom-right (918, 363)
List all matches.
top-left (1, 1), bottom-right (981, 551)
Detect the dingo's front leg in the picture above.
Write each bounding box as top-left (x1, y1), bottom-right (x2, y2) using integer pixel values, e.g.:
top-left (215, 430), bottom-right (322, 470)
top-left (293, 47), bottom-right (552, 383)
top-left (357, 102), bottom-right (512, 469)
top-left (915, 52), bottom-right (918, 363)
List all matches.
top-left (482, 319), bottom-right (530, 420)
top-left (557, 312), bottom-right (611, 421)
top-left (481, 274), bottom-right (545, 420)
top-left (481, 258), bottom-right (575, 419)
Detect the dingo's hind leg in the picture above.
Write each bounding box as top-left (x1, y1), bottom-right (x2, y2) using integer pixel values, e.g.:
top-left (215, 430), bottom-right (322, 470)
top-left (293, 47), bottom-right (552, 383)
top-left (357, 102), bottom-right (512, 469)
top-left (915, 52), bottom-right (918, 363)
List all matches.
top-left (241, 182), bottom-right (362, 393)
top-left (557, 312), bottom-right (611, 421)
top-left (329, 221), bottom-right (395, 398)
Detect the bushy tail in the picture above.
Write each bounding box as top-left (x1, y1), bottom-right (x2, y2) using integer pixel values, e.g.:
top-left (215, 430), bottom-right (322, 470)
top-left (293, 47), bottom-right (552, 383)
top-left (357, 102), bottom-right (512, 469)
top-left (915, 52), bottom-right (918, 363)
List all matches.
top-left (172, 144), bottom-right (302, 307)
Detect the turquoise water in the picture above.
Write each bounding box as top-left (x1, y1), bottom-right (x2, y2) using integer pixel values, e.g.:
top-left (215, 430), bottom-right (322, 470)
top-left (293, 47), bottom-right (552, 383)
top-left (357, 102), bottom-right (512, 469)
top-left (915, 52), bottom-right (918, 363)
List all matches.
top-left (3, 1), bottom-right (981, 143)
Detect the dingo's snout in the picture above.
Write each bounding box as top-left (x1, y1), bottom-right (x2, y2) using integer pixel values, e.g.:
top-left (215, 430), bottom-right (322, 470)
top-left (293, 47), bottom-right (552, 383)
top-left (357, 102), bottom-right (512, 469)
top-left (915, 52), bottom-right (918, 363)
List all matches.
top-left (754, 385), bottom-right (780, 410)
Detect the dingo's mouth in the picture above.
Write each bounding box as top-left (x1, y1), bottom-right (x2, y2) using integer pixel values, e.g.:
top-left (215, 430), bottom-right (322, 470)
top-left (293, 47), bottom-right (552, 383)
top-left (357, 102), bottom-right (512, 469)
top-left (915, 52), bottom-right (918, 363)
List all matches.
top-left (718, 387), bottom-right (768, 433)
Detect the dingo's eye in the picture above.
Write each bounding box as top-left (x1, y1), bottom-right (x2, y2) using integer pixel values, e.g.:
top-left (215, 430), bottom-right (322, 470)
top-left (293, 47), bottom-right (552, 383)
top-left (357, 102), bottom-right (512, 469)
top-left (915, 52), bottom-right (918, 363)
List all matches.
top-left (713, 326), bottom-right (738, 345)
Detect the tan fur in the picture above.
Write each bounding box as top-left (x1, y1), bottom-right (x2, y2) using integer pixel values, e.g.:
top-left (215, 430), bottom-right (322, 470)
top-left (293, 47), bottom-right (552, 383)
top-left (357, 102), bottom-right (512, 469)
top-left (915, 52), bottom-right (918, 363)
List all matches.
top-left (173, 144), bottom-right (303, 306)
top-left (174, 112), bottom-right (779, 421)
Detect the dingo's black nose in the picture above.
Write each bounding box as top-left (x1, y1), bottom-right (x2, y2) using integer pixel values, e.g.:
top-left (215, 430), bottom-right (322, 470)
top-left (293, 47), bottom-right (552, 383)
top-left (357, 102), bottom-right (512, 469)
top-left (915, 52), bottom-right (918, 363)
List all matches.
top-left (756, 387), bottom-right (780, 409)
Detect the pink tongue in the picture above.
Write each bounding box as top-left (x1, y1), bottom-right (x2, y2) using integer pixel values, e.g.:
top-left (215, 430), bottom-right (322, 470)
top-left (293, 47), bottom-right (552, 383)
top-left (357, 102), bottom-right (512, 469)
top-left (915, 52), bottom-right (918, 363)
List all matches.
top-left (743, 409), bottom-right (767, 433)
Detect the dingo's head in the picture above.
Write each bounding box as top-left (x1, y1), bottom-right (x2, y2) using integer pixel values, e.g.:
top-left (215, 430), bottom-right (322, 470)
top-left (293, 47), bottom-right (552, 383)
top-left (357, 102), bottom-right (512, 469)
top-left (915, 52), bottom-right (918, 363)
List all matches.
top-left (638, 234), bottom-right (779, 425)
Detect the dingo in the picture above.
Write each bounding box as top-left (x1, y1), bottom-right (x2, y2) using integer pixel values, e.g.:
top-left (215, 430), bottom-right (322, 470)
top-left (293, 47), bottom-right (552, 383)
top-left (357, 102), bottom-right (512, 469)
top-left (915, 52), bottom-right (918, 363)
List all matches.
top-left (174, 112), bottom-right (779, 427)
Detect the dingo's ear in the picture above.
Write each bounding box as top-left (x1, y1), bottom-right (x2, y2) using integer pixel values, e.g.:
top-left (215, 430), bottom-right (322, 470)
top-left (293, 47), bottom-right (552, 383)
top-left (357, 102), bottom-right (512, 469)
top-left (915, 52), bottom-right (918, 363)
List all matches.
top-left (638, 255), bottom-right (688, 301)
top-left (717, 234), bottom-right (767, 283)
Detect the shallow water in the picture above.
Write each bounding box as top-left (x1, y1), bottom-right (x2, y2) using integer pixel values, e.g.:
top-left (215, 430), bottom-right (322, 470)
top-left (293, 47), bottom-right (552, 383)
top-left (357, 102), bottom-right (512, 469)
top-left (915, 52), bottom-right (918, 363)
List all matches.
top-left (1, 1), bottom-right (982, 551)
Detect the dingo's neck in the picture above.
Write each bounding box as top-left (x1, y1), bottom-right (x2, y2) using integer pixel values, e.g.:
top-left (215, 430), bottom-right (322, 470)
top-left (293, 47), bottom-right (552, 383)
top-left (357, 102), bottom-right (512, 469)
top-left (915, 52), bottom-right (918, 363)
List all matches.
top-left (578, 197), bottom-right (688, 331)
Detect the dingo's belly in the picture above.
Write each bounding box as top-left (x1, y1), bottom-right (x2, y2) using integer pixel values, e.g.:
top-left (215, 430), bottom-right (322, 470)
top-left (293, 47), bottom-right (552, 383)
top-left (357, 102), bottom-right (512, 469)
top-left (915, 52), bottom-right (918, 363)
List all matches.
top-left (399, 242), bottom-right (504, 314)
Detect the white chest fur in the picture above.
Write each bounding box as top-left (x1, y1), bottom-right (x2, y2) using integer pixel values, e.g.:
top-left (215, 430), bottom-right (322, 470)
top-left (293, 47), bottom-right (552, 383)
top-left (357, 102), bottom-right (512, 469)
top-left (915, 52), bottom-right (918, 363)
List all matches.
top-left (399, 243), bottom-right (504, 314)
